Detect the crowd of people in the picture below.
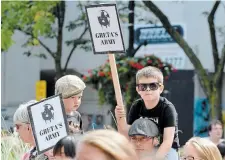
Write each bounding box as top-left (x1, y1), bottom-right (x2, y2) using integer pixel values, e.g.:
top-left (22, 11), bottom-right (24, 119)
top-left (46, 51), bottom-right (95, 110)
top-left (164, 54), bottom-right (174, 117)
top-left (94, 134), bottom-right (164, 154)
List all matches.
top-left (13, 66), bottom-right (225, 160)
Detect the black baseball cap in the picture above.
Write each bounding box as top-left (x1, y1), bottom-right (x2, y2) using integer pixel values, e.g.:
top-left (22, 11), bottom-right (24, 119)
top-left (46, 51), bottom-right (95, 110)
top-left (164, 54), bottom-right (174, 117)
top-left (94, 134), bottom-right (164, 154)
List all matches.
top-left (128, 118), bottom-right (159, 137)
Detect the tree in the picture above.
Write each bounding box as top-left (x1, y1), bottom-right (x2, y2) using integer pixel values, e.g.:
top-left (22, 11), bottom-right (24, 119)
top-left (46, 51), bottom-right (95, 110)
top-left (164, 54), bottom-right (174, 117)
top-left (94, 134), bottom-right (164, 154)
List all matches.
top-left (117, 1), bottom-right (158, 57)
top-left (142, 1), bottom-right (225, 120)
top-left (1, 1), bottom-right (153, 79)
top-left (1, 1), bottom-right (90, 79)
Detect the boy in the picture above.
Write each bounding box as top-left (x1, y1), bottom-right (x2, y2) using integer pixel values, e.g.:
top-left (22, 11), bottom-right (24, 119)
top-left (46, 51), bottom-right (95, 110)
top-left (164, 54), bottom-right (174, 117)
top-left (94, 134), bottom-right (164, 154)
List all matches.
top-left (55, 75), bottom-right (86, 132)
top-left (115, 66), bottom-right (179, 160)
top-left (128, 118), bottom-right (159, 160)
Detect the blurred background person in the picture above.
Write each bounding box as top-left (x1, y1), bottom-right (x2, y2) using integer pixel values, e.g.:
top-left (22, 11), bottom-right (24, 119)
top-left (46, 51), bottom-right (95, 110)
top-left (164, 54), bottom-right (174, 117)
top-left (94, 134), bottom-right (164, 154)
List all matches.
top-left (53, 134), bottom-right (82, 160)
top-left (182, 137), bottom-right (222, 160)
top-left (76, 129), bottom-right (138, 160)
top-left (206, 120), bottom-right (224, 145)
top-left (13, 100), bottom-right (54, 160)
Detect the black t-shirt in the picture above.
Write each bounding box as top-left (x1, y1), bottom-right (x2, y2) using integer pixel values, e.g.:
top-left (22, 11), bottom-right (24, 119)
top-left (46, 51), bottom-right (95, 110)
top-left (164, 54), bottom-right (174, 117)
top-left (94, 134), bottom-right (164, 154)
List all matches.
top-left (128, 97), bottom-right (180, 149)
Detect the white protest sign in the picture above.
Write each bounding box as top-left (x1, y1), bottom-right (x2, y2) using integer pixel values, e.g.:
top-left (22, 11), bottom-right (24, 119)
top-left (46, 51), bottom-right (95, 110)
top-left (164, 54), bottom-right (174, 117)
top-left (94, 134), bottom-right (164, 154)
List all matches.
top-left (85, 4), bottom-right (125, 54)
top-left (28, 95), bottom-right (69, 154)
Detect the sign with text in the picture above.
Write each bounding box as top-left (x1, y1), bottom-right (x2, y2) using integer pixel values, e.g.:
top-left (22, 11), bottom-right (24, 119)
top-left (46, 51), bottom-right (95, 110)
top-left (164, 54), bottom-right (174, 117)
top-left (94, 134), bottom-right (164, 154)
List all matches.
top-left (134, 24), bottom-right (187, 69)
top-left (28, 95), bottom-right (69, 154)
top-left (85, 4), bottom-right (125, 54)
top-left (134, 25), bottom-right (184, 45)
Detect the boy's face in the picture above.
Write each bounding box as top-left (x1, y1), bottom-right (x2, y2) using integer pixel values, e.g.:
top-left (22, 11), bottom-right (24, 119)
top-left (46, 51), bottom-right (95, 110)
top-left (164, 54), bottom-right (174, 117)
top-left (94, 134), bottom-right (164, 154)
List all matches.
top-left (136, 77), bottom-right (163, 101)
top-left (63, 92), bottom-right (83, 114)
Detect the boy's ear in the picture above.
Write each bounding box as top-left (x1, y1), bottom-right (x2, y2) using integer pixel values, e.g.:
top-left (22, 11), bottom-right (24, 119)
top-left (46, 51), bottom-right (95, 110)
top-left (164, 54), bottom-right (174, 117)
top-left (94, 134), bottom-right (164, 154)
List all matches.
top-left (136, 87), bottom-right (140, 94)
top-left (153, 137), bottom-right (159, 146)
top-left (159, 84), bottom-right (164, 94)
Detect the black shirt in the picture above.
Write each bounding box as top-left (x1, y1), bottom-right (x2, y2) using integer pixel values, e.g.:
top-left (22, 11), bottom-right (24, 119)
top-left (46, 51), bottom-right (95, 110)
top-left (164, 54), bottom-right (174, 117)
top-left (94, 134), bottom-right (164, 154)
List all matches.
top-left (128, 97), bottom-right (180, 149)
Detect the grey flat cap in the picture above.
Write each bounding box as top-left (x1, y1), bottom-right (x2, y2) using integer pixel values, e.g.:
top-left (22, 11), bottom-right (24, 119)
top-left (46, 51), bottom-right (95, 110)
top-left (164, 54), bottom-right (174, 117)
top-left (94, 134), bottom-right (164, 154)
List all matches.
top-left (128, 118), bottom-right (159, 137)
top-left (55, 75), bottom-right (86, 99)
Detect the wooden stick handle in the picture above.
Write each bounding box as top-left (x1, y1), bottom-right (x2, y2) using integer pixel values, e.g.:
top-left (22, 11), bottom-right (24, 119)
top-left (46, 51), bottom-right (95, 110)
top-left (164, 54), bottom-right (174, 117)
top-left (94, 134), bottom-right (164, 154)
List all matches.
top-left (108, 53), bottom-right (124, 108)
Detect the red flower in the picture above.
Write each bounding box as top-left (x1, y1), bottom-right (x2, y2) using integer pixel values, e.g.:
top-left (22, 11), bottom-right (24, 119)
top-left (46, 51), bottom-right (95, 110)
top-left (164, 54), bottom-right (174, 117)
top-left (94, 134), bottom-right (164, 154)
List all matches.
top-left (159, 63), bottom-right (163, 68)
top-left (125, 84), bottom-right (129, 90)
top-left (165, 76), bottom-right (169, 80)
top-left (98, 71), bottom-right (105, 77)
top-left (173, 68), bottom-right (178, 72)
top-left (147, 60), bottom-right (152, 64)
top-left (136, 63), bottom-right (144, 69)
top-left (88, 69), bottom-right (92, 74)
top-left (129, 61), bottom-right (135, 65)
top-left (82, 76), bottom-right (87, 81)
top-left (107, 72), bottom-right (111, 76)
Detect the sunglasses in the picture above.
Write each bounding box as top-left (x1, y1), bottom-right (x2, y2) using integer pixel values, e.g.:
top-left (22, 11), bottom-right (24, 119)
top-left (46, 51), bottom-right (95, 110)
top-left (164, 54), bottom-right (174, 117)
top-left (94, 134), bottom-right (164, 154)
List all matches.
top-left (136, 82), bottom-right (162, 91)
top-left (180, 156), bottom-right (203, 160)
top-left (15, 123), bottom-right (29, 130)
top-left (130, 136), bottom-right (152, 143)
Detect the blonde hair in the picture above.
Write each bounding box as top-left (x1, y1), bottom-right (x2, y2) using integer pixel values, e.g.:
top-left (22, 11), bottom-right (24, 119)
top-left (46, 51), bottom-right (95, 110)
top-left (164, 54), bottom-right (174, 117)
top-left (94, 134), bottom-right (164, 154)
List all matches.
top-left (136, 66), bottom-right (164, 84)
top-left (185, 137), bottom-right (222, 160)
top-left (77, 130), bottom-right (138, 160)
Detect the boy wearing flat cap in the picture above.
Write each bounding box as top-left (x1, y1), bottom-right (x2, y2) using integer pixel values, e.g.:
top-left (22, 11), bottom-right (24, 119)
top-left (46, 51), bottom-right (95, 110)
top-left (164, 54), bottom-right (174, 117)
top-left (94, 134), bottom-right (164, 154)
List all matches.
top-left (55, 75), bottom-right (86, 133)
top-left (129, 118), bottom-right (160, 160)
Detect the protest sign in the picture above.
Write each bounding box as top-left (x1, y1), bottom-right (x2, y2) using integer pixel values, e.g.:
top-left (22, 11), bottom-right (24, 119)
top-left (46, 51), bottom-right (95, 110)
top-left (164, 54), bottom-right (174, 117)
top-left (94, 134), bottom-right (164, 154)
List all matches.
top-left (86, 4), bottom-right (125, 107)
top-left (28, 95), bottom-right (69, 154)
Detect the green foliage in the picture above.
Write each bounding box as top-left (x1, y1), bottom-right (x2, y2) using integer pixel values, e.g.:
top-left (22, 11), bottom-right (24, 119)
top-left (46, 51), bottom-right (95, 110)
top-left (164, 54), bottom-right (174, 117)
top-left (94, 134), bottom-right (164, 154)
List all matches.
top-left (1, 1), bottom-right (59, 51)
top-left (83, 55), bottom-right (175, 109)
top-left (1, 130), bottom-right (29, 160)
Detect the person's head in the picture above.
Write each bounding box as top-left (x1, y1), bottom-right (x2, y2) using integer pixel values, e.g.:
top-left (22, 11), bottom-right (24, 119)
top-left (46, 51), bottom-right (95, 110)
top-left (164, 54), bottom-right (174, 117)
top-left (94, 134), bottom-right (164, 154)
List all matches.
top-left (53, 134), bottom-right (82, 160)
top-left (182, 137), bottom-right (222, 160)
top-left (55, 75), bottom-right (86, 114)
top-left (208, 120), bottom-right (223, 141)
top-left (136, 66), bottom-right (164, 101)
top-left (128, 118), bottom-right (159, 154)
top-left (96, 115), bottom-right (103, 124)
top-left (217, 141), bottom-right (225, 159)
top-left (13, 100), bottom-right (37, 145)
top-left (76, 130), bottom-right (138, 160)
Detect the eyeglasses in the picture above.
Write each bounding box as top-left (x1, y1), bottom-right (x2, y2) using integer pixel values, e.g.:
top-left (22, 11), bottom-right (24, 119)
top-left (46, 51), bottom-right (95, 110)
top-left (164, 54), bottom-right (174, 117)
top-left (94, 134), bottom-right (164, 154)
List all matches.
top-left (130, 136), bottom-right (152, 143)
top-left (136, 82), bottom-right (162, 91)
top-left (181, 156), bottom-right (203, 160)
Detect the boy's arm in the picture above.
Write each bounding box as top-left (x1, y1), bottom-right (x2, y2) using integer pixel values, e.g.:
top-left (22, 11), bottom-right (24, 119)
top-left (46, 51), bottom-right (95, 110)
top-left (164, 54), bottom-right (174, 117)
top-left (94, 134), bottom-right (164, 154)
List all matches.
top-left (155, 104), bottom-right (178, 160)
top-left (117, 117), bottom-right (131, 139)
top-left (155, 127), bottom-right (175, 160)
top-left (115, 105), bottom-right (130, 138)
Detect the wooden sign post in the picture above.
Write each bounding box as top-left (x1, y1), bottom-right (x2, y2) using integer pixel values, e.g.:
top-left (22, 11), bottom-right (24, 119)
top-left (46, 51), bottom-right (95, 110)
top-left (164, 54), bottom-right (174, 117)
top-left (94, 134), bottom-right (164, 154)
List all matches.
top-left (108, 53), bottom-right (123, 106)
top-left (85, 4), bottom-right (125, 108)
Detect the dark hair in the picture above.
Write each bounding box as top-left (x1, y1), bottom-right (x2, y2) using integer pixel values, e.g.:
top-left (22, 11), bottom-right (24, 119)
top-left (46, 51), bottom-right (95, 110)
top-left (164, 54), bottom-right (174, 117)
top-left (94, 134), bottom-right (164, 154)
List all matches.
top-left (217, 141), bottom-right (225, 158)
top-left (53, 134), bottom-right (81, 158)
top-left (208, 120), bottom-right (222, 132)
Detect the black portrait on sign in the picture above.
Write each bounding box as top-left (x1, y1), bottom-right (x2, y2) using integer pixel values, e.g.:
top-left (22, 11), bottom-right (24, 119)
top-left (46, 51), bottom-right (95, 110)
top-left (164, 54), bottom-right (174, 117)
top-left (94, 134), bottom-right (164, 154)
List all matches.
top-left (98, 10), bottom-right (110, 28)
top-left (41, 104), bottom-right (54, 123)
